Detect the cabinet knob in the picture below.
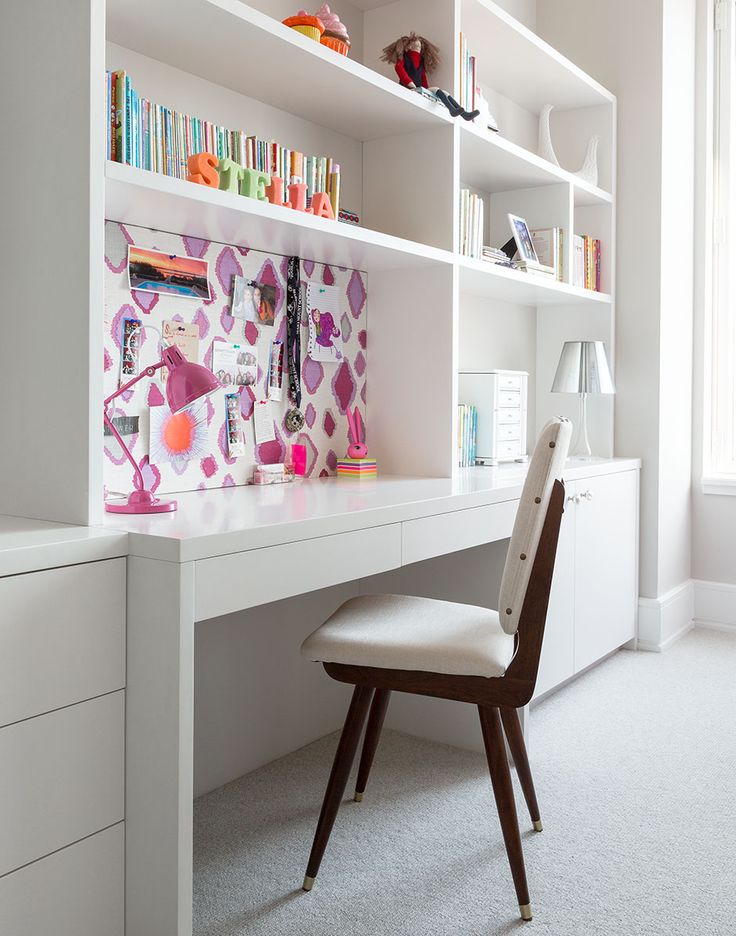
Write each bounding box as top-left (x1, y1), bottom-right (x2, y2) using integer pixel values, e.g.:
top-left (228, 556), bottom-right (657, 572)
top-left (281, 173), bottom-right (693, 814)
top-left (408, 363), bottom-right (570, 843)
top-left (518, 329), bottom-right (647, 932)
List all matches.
top-left (581, 490), bottom-right (593, 501)
top-left (566, 494), bottom-right (581, 505)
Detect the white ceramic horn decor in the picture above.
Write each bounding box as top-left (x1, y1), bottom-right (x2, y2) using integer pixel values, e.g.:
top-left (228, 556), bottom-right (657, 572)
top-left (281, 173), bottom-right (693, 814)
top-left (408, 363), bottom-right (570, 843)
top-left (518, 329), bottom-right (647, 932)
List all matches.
top-left (538, 104), bottom-right (600, 187)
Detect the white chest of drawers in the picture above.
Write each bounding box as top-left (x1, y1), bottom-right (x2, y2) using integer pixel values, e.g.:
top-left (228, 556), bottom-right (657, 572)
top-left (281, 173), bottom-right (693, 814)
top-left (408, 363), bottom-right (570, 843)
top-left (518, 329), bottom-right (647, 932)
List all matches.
top-left (458, 370), bottom-right (529, 465)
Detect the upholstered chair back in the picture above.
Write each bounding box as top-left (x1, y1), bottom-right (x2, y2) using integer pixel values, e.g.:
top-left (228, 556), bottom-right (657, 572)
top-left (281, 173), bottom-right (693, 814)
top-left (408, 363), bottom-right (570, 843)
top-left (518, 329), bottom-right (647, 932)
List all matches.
top-left (498, 417), bottom-right (572, 636)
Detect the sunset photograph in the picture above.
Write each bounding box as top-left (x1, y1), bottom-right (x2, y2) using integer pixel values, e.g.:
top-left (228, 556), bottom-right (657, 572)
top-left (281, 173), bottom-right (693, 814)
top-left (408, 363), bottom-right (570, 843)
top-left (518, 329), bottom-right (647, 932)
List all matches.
top-left (127, 245), bottom-right (211, 299)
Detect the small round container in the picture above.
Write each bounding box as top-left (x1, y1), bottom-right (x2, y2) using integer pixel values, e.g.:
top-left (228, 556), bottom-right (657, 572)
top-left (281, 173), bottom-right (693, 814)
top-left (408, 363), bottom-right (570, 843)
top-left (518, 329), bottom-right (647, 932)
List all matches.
top-left (321, 33), bottom-right (351, 56)
top-left (282, 15), bottom-right (325, 42)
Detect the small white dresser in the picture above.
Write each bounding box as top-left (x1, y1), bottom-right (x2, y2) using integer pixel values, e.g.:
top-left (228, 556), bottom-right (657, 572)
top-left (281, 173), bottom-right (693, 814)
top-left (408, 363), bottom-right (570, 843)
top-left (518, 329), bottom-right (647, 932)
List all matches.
top-left (459, 370), bottom-right (529, 465)
top-left (0, 519), bottom-right (127, 936)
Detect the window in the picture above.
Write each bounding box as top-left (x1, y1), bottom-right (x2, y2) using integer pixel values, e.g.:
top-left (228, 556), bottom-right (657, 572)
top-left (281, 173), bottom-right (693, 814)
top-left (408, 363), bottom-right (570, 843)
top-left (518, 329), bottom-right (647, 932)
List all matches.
top-left (706, 0), bottom-right (736, 488)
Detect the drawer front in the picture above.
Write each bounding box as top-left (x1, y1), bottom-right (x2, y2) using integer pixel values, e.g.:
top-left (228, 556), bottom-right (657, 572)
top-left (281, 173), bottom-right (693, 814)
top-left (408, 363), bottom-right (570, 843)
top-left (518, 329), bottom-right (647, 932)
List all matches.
top-left (496, 440), bottom-right (522, 460)
top-left (0, 691), bottom-right (124, 877)
top-left (496, 407), bottom-right (521, 425)
top-left (195, 524), bottom-right (402, 620)
top-left (495, 423), bottom-right (520, 442)
top-left (0, 558), bottom-right (125, 727)
top-left (0, 823), bottom-right (124, 936)
top-left (402, 500), bottom-right (517, 565)
top-left (497, 373), bottom-right (523, 390)
top-left (497, 389), bottom-right (521, 408)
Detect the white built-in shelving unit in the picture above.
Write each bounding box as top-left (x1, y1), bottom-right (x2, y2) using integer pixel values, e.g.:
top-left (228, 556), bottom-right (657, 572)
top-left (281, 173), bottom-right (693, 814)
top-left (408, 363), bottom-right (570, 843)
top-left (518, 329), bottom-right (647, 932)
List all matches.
top-left (0, 0), bottom-right (617, 525)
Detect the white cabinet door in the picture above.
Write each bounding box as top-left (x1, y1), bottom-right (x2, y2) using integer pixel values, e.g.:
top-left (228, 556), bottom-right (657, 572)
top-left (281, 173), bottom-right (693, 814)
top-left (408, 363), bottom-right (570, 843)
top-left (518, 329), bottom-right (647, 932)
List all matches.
top-left (534, 482), bottom-right (576, 699)
top-left (574, 471), bottom-right (638, 672)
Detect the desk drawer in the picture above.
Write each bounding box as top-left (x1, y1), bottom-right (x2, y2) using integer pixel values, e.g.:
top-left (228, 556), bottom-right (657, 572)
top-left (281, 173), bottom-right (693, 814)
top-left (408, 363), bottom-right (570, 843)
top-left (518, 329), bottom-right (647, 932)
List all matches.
top-left (0, 558), bottom-right (125, 727)
top-left (402, 500), bottom-right (517, 566)
top-left (0, 823), bottom-right (124, 936)
top-left (195, 524), bottom-right (402, 620)
top-left (0, 691), bottom-right (124, 877)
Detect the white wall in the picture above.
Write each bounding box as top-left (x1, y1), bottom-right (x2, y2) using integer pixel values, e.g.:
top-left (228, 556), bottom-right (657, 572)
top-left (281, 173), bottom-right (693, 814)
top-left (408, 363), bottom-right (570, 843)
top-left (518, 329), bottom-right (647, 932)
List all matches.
top-left (537, 0), bottom-right (696, 601)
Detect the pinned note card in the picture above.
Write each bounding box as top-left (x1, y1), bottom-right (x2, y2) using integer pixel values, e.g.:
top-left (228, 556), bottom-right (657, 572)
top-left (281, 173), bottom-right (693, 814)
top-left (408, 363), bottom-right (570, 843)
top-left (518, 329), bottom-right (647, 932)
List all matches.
top-left (253, 400), bottom-right (276, 445)
top-left (307, 283), bottom-right (343, 363)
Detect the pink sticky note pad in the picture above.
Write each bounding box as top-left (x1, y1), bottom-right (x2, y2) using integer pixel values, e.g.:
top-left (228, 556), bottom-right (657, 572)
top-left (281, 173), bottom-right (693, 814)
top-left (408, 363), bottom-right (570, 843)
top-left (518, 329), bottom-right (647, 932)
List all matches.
top-left (291, 444), bottom-right (307, 476)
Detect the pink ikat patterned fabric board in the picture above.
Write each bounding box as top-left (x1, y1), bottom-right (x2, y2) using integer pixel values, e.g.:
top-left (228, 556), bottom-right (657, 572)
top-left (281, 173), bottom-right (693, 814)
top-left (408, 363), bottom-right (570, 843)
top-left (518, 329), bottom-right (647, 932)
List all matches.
top-left (103, 221), bottom-right (367, 495)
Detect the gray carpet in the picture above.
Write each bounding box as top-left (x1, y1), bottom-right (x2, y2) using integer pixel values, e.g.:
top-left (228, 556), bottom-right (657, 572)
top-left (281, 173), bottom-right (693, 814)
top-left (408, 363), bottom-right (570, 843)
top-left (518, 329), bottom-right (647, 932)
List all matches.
top-left (193, 628), bottom-right (736, 935)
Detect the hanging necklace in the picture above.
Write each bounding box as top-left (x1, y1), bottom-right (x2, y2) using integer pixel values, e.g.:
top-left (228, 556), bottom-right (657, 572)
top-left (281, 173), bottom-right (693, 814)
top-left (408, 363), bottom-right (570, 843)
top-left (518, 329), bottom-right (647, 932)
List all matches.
top-left (285, 256), bottom-right (305, 432)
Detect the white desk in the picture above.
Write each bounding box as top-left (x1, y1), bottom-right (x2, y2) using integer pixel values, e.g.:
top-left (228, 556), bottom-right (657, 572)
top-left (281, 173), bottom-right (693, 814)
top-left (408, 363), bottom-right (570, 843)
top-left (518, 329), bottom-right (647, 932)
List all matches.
top-left (100, 459), bottom-right (639, 936)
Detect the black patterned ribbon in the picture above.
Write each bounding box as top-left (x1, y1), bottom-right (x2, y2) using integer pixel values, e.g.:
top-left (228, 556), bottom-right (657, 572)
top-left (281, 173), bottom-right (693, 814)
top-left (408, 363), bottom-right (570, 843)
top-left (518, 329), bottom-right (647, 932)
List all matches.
top-left (286, 256), bottom-right (302, 411)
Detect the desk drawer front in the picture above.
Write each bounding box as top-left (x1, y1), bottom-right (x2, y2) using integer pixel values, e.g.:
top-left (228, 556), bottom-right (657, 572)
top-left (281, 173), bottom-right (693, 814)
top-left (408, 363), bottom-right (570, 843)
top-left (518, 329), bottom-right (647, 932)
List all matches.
top-left (0, 691), bottom-right (124, 877)
top-left (402, 500), bottom-right (517, 566)
top-left (0, 823), bottom-right (124, 936)
top-left (195, 524), bottom-right (402, 620)
top-left (0, 558), bottom-right (125, 728)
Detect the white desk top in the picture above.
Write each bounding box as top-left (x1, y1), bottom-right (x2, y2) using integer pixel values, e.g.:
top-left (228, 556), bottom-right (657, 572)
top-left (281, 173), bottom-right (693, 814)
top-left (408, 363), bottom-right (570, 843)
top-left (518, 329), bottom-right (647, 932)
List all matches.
top-left (100, 459), bottom-right (640, 564)
top-left (0, 515), bottom-right (128, 578)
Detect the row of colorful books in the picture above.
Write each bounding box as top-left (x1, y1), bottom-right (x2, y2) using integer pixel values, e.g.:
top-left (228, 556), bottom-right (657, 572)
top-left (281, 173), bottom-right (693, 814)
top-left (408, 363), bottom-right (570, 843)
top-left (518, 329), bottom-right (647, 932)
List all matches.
top-left (105, 70), bottom-right (341, 211)
top-left (458, 404), bottom-right (478, 468)
top-left (459, 188), bottom-right (485, 260)
top-left (573, 234), bottom-right (602, 291)
top-left (458, 33), bottom-right (478, 115)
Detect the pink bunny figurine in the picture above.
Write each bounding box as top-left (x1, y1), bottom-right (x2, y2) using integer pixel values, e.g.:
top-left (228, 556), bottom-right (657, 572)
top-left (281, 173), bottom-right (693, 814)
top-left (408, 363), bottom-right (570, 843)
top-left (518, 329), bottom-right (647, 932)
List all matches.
top-left (346, 407), bottom-right (368, 459)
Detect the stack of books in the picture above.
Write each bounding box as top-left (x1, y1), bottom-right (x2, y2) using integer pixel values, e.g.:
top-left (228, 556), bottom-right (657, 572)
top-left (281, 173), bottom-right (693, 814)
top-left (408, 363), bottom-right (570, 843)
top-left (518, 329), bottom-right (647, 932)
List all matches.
top-left (481, 246), bottom-right (515, 268)
top-left (105, 70), bottom-right (341, 213)
top-left (458, 33), bottom-right (477, 115)
top-left (459, 189), bottom-right (484, 259)
top-left (458, 404), bottom-right (478, 468)
top-left (573, 234), bottom-right (602, 290)
top-left (531, 227), bottom-right (564, 281)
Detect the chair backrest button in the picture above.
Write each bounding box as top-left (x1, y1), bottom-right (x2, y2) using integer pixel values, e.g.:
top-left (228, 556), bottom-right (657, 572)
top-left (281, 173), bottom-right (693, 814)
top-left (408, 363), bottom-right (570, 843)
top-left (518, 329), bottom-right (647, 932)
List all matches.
top-left (506, 608), bottom-right (513, 615)
top-left (549, 441), bottom-right (556, 448)
top-left (520, 553), bottom-right (526, 560)
top-left (534, 496), bottom-right (541, 504)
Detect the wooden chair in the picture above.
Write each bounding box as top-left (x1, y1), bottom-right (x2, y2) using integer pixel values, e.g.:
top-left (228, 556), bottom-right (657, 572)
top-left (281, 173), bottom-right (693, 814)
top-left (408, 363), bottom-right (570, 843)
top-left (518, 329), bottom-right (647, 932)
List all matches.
top-left (300, 417), bottom-right (572, 921)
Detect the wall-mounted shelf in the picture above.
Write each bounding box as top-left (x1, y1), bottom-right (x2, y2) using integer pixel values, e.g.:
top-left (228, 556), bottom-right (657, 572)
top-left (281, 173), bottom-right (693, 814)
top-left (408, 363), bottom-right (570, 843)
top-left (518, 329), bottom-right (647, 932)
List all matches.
top-left (460, 0), bottom-right (615, 111)
top-left (105, 162), bottom-right (453, 274)
top-left (106, 0), bottom-right (453, 142)
top-left (458, 256), bottom-right (612, 307)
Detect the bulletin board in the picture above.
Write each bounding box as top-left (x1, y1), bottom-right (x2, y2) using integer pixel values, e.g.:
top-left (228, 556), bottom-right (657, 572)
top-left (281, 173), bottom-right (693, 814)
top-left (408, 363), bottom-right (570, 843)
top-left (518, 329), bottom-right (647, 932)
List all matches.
top-left (103, 220), bottom-right (368, 496)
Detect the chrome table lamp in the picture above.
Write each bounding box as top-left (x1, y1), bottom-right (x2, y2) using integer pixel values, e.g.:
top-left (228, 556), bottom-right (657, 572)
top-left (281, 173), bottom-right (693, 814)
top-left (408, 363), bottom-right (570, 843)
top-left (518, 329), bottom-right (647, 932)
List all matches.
top-left (551, 341), bottom-right (614, 458)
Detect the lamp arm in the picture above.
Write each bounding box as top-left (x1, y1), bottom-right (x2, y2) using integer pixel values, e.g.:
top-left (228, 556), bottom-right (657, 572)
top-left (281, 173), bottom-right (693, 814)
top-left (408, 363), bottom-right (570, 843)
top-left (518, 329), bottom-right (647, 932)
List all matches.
top-left (103, 361), bottom-right (166, 492)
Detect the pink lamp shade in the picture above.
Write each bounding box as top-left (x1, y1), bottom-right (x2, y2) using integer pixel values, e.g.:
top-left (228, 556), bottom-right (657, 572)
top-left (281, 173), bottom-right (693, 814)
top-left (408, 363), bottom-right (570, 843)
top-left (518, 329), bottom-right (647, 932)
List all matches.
top-left (104, 345), bottom-right (221, 515)
top-left (162, 345), bottom-right (221, 413)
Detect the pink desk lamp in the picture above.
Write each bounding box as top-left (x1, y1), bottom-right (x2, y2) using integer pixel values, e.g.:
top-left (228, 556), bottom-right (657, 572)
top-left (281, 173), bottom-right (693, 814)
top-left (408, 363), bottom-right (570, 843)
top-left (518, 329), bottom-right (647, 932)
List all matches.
top-left (104, 345), bottom-right (221, 514)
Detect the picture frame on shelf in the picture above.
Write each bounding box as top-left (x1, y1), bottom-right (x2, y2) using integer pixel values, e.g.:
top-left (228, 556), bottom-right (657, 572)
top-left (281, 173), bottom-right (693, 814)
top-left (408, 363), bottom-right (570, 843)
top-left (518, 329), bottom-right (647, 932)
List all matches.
top-left (507, 213), bottom-right (538, 264)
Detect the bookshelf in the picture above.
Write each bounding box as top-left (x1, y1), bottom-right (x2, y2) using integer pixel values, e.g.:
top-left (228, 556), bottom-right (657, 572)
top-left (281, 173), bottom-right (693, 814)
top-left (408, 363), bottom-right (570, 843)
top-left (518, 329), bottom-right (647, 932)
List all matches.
top-left (2, 0), bottom-right (617, 527)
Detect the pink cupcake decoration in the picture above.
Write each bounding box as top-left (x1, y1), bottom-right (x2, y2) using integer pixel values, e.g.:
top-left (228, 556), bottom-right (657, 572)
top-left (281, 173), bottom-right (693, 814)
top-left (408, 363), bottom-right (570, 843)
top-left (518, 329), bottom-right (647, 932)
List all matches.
top-left (314, 4), bottom-right (351, 56)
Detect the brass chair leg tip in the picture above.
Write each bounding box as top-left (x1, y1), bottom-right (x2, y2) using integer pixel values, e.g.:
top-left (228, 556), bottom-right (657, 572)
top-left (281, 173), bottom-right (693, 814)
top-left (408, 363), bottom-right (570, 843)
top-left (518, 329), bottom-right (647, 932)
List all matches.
top-left (354, 791), bottom-right (364, 802)
top-left (302, 875), bottom-right (316, 892)
top-left (519, 903), bottom-right (533, 921)
top-left (533, 819), bottom-right (543, 832)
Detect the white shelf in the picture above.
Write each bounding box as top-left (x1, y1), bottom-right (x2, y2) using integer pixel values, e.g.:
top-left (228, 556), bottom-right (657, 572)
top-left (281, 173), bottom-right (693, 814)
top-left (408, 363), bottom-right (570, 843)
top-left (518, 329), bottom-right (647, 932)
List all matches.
top-left (106, 0), bottom-right (452, 142)
top-left (461, 0), bottom-right (615, 111)
top-left (105, 162), bottom-right (453, 274)
top-left (459, 124), bottom-right (612, 207)
top-left (458, 256), bottom-right (612, 307)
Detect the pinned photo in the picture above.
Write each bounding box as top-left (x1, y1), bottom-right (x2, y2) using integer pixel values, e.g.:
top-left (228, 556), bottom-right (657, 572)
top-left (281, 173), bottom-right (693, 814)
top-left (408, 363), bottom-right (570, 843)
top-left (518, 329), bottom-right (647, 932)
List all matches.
top-left (231, 276), bottom-right (276, 325)
top-left (211, 341), bottom-right (257, 388)
top-left (128, 245), bottom-right (211, 300)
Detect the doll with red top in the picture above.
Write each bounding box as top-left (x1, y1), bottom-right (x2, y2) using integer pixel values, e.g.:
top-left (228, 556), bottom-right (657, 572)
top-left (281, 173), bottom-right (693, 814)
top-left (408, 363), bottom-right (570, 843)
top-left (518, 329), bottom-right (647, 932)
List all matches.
top-left (380, 32), bottom-right (480, 121)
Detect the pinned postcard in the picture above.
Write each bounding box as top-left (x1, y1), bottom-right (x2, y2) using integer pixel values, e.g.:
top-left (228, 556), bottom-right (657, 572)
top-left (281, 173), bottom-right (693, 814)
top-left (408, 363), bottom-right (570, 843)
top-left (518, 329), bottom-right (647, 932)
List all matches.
top-left (162, 320), bottom-right (199, 362)
top-left (307, 283), bottom-right (343, 363)
top-left (225, 392), bottom-right (246, 457)
top-left (211, 340), bottom-right (257, 389)
top-left (128, 245), bottom-right (211, 300)
top-left (231, 276), bottom-right (257, 321)
top-left (253, 399), bottom-right (276, 445)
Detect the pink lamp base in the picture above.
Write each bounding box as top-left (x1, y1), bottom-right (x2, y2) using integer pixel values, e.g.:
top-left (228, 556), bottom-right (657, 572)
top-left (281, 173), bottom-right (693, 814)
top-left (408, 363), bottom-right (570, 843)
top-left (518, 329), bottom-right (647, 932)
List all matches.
top-left (105, 490), bottom-right (177, 514)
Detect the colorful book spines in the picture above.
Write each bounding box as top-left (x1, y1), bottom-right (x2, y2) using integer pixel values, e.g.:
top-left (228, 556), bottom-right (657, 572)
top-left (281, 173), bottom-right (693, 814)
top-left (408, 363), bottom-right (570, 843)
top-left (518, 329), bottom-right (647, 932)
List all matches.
top-left (105, 70), bottom-right (340, 214)
top-left (458, 404), bottom-right (477, 468)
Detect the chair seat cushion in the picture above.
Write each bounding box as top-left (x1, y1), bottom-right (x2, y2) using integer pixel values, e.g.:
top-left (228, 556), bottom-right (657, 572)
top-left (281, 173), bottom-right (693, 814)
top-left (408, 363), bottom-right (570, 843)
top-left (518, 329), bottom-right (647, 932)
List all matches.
top-left (301, 594), bottom-right (515, 678)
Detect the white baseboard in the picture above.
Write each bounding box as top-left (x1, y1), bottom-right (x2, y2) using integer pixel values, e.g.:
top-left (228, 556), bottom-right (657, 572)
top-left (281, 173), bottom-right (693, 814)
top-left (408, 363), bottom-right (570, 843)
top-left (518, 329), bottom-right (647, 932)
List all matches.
top-left (637, 580), bottom-right (694, 651)
top-left (693, 579), bottom-right (736, 631)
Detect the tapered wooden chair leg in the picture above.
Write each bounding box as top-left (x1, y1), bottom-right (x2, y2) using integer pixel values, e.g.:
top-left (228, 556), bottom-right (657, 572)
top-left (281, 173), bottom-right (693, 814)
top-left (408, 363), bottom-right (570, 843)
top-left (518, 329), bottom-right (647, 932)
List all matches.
top-left (479, 705), bottom-right (532, 921)
top-left (354, 688), bottom-right (391, 802)
top-left (303, 685), bottom-right (374, 891)
top-left (500, 707), bottom-right (542, 831)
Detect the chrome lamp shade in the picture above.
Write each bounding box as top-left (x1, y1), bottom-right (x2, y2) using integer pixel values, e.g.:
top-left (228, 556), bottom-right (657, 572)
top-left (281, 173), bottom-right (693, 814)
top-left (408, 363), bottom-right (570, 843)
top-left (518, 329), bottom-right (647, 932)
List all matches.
top-left (551, 341), bottom-right (614, 458)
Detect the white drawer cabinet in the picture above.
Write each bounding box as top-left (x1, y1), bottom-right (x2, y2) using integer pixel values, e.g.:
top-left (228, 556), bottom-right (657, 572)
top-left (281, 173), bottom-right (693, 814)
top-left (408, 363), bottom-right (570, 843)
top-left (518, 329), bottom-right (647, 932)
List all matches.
top-left (0, 823), bottom-right (124, 936)
top-left (0, 691), bottom-right (125, 877)
top-left (534, 469), bottom-right (639, 700)
top-left (0, 558), bottom-right (125, 727)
